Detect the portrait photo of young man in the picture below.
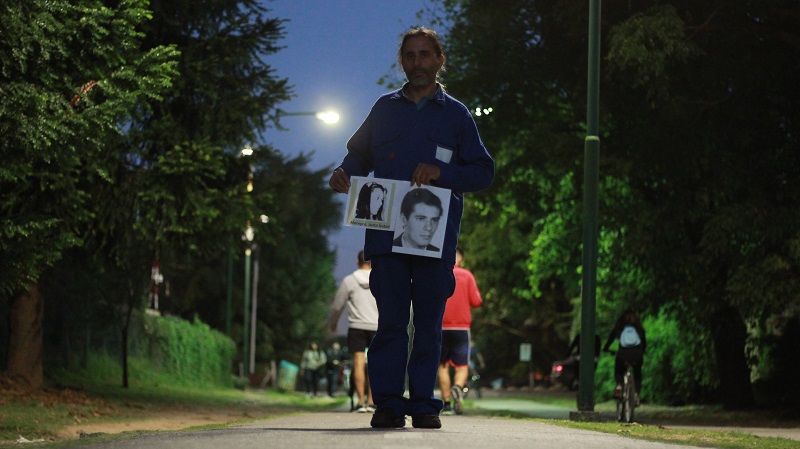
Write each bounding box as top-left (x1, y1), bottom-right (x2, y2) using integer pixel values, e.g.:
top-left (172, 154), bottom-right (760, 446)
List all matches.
top-left (392, 187), bottom-right (447, 257)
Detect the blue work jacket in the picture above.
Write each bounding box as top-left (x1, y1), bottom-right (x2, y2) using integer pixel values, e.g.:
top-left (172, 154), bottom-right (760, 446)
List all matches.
top-left (340, 84), bottom-right (494, 263)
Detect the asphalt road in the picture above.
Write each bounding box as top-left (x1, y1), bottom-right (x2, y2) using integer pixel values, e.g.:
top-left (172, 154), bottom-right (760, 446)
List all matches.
top-left (53, 391), bottom-right (800, 448)
top-left (71, 410), bottom-right (711, 449)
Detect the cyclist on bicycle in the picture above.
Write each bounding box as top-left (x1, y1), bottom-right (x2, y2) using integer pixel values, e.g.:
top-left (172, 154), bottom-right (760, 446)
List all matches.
top-left (602, 309), bottom-right (646, 400)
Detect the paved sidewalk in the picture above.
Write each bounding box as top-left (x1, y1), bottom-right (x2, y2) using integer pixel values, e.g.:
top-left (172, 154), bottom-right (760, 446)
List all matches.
top-left (80, 409), bottom-right (709, 449)
top-left (233, 412), bottom-right (710, 449)
top-left (55, 391), bottom-right (800, 448)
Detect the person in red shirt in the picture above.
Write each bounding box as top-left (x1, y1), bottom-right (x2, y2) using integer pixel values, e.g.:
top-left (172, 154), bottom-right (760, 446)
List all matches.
top-left (437, 247), bottom-right (483, 415)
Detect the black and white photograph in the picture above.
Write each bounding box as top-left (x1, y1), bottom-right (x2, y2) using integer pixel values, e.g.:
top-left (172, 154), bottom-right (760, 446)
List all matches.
top-left (344, 177), bottom-right (451, 258)
top-left (343, 176), bottom-right (399, 231)
top-left (390, 185), bottom-right (450, 258)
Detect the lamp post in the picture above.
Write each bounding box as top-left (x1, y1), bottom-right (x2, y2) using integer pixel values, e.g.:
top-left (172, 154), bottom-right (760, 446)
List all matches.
top-left (249, 214), bottom-right (269, 376)
top-left (242, 220), bottom-right (254, 377)
top-left (226, 144), bottom-right (254, 337)
top-left (573, 0), bottom-right (602, 421)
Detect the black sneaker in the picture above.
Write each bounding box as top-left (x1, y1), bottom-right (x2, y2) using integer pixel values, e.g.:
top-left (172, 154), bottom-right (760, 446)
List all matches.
top-left (370, 408), bottom-right (405, 428)
top-left (411, 414), bottom-right (442, 429)
top-left (451, 385), bottom-right (464, 415)
top-left (441, 403), bottom-right (454, 415)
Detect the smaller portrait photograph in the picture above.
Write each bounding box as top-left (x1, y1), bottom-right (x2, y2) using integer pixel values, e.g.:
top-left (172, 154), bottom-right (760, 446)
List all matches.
top-left (355, 182), bottom-right (388, 221)
top-left (343, 177), bottom-right (399, 231)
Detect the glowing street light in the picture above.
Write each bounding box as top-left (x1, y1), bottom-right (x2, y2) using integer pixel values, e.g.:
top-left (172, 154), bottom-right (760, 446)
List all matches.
top-left (276, 109), bottom-right (341, 125)
top-left (315, 111), bottom-right (340, 124)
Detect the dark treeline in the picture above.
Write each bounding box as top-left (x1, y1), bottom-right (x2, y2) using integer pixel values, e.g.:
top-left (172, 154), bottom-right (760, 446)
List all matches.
top-left (3, 0), bottom-right (799, 411)
top-left (433, 0), bottom-right (800, 409)
top-left (1, 0), bottom-right (338, 388)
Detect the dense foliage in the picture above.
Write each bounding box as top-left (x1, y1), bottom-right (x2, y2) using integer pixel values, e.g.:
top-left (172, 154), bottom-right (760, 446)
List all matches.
top-left (0, 0), bottom-right (179, 387)
top-left (161, 149), bottom-right (341, 368)
top-left (141, 314), bottom-right (236, 387)
top-left (1, 0), bottom-right (339, 388)
top-left (48, 313), bottom-right (235, 388)
top-left (0, 0), bottom-right (178, 296)
top-left (433, 0), bottom-right (800, 408)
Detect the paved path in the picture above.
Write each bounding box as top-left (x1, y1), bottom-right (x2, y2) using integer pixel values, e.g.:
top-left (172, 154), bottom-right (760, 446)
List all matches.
top-left (75, 409), bottom-right (709, 449)
top-left (53, 392), bottom-right (800, 447)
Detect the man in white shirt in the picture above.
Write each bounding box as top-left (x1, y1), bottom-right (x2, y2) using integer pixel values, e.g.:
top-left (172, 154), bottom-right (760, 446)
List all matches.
top-left (329, 251), bottom-right (379, 412)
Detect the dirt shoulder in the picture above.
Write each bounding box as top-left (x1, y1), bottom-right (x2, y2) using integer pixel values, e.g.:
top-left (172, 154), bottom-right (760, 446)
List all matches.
top-left (0, 375), bottom-right (308, 446)
top-left (55, 407), bottom-right (255, 440)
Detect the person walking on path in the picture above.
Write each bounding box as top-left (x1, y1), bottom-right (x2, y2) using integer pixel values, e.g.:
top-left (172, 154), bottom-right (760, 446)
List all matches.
top-left (325, 341), bottom-right (345, 397)
top-left (329, 26), bottom-right (494, 429)
top-left (329, 251), bottom-right (379, 412)
top-left (438, 247), bottom-right (483, 415)
top-left (300, 342), bottom-right (326, 398)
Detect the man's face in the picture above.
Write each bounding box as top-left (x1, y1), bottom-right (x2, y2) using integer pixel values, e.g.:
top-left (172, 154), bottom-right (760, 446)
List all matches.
top-left (401, 203), bottom-right (441, 248)
top-left (401, 35), bottom-right (444, 88)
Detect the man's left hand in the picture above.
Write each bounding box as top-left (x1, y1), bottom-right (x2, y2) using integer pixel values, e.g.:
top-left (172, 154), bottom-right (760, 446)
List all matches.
top-left (411, 163), bottom-right (440, 186)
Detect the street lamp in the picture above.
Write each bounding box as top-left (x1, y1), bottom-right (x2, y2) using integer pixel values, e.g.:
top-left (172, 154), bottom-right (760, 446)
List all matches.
top-left (276, 109), bottom-right (340, 125)
top-left (226, 144), bottom-right (254, 337)
top-left (249, 214), bottom-right (269, 376)
top-left (573, 0), bottom-right (602, 421)
top-left (242, 220), bottom-right (254, 377)
top-left (315, 111), bottom-right (340, 124)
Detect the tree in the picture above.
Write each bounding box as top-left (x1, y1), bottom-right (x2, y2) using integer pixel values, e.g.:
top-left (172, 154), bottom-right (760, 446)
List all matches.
top-left (161, 148), bottom-right (341, 370)
top-left (432, 0), bottom-right (800, 407)
top-left (0, 0), bottom-right (178, 387)
top-left (74, 0), bottom-right (294, 387)
top-left (239, 150), bottom-right (340, 366)
top-left (600, 1), bottom-right (800, 408)
top-left (430, 0), bottom-right (591, 381)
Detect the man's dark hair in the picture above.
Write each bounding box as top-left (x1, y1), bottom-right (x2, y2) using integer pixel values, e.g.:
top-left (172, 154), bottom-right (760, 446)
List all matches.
top-left (399, 27), bottom-right (444, 57)
top-left (397, 26), bottom-right (446, 80)
top-left (400, 188), bottom-right (443, 218)
top-left (357, 250), bottom-right (367, 266)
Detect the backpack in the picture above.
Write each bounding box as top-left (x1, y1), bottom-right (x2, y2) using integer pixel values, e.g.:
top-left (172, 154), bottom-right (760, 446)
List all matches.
top-left (619, 325), bottom-right (641, 348)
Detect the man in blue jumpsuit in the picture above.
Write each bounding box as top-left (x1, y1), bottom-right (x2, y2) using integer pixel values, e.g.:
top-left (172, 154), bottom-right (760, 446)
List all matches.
top-left (329, 27), bottom-right (494, 429)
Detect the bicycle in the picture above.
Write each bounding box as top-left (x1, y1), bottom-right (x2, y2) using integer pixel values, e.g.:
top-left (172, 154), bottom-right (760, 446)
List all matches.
top-left (340, 360), bottom-right (356, 411)
top-left (463, 367), bottom-right (482, 399)
top-left (616, 361), bottom-right (638, 423)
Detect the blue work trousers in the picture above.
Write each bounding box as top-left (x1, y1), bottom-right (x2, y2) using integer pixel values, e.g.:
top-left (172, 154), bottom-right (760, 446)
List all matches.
top-left (367, 253), bottom-right (455, 417)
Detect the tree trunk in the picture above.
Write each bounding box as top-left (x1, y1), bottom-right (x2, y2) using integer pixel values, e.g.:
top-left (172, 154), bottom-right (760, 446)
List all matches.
top-left (121, 323), bottom-right (129, 388)
top-left (6, 283), bottom-right (44, 389)
top-left (121, 280), bottom-right (139, 389)
top-left (711, 306), bottom-right (755, 409)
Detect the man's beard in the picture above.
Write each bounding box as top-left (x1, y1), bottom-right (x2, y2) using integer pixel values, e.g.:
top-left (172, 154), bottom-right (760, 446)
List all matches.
top-left (407, 71), bottom-right (435, 88)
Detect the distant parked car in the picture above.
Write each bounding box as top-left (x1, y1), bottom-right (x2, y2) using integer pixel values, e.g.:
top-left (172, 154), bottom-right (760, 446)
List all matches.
top-left (550, 355), bottom-right (580, 390)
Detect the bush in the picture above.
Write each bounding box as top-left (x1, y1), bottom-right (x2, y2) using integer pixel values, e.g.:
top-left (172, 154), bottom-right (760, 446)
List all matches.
top-left (141, 314), bottom-right (236, 387)
top-left (49, 313), bottom-right (236, 388)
